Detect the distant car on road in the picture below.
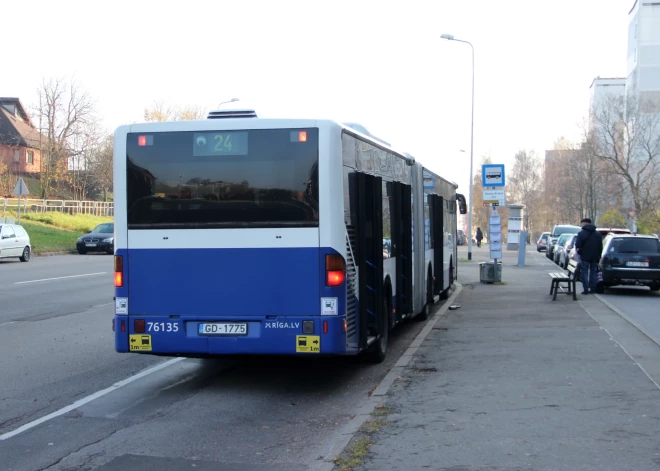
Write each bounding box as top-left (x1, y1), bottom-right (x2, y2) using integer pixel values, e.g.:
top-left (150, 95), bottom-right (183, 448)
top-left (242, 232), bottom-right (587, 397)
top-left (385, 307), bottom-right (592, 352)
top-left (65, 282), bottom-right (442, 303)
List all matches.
top-left (76, 222), bottom-right (114, 255)
top-left (0, 223), bottom-right (31, 262)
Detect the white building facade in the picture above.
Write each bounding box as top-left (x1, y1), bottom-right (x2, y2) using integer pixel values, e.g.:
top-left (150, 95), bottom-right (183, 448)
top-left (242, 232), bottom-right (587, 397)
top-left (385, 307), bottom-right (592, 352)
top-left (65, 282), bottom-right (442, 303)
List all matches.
top-left (627, 0), bottom-right (660, 104)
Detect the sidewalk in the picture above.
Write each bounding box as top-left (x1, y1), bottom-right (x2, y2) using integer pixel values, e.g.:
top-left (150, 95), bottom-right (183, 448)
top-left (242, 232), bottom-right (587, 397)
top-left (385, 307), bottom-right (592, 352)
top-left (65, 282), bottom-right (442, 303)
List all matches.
top-left (353, 244), bottom-right (660, 471)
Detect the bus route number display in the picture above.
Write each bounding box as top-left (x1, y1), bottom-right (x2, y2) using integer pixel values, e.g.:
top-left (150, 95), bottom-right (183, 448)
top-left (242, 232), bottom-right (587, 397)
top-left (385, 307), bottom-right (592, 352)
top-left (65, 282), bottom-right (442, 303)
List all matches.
top-left (193, 131), bottom-right (248, 156)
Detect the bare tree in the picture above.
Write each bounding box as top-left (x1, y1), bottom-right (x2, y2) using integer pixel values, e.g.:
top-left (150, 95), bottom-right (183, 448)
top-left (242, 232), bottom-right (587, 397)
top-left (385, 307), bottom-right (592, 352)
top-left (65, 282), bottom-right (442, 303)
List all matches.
top-left (69, 121), bottom-right (103, 201)
top-left (33, 77), bottom-right (96, 199)
top-left (591, 94), bottom-right (660, 217)
top-left (91, 134), bottom-right (114, 202)
top-left (144, 100), bottom-right (206, 122)
top-left (508, 149), bottom-right (541, 237)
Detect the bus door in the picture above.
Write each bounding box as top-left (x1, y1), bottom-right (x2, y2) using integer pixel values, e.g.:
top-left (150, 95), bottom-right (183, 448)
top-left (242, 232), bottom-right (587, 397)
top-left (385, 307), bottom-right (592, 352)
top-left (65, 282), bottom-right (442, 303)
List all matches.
top-left (429, 194), bottom-right (444, 295)
top-left (391, 182), bottom-right (413, 322)
top-left (354, 172), bottom-right (384, 349)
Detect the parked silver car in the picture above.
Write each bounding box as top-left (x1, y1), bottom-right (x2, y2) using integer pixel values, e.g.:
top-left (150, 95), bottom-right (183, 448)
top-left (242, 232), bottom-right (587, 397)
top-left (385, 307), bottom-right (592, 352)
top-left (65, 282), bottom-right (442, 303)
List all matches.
top-left (557, 234), bottom-right (577, 269)
top-left (0, 223), bottom-right (31, 262)
top-left (536, 232), bottom-right (550, 252)
top-left (553, 233), bottom-right (574, 265)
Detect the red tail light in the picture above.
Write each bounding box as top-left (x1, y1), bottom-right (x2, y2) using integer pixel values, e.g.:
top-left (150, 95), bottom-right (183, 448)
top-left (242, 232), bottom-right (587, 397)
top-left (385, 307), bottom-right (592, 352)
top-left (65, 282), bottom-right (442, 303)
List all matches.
top-left (134, 319), bottom-right (145, 333)
top-left (325, 254), bottom-right (346, 287)
top-left (323, 321), bottom-right (328, 334)
top-left (114, 255), bottom-right (124, 287)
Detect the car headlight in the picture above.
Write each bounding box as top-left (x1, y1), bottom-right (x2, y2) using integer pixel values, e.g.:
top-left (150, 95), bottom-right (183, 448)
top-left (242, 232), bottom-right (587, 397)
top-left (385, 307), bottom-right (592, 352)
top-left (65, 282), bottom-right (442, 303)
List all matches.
top-left (77, 237), bottom-right (82, 242)
top-left (102, 238), bottom-right (114, 243)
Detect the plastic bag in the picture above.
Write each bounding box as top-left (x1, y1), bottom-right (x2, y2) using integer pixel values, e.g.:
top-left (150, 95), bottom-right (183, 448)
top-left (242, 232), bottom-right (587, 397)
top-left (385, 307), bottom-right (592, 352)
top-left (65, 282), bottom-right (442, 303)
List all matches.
top-left (570, 248), bottom-right (581, 263)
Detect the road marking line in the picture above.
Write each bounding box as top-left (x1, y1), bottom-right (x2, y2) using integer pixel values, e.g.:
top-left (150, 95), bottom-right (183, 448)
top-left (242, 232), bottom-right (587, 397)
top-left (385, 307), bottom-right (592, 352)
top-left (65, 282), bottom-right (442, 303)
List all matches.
top-left (93, 302), bottom-right (113, 308)
top-left (14, 272), bottom-right (107, 285)
top-left (0, 357), bottom-right (185, 441)
top-left (0, 321), bottom-right (16, 327)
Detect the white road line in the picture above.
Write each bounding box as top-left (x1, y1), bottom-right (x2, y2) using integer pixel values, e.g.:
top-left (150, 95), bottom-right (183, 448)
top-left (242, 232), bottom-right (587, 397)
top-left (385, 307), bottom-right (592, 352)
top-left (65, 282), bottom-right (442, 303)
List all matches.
top-left (14, 272), bottom-right (107, 285)
top-left (92, 302), bottom-right (113, 308)
top-left (0, 321), bottom-right (16, 328)
top-left (0, 357), bottom-right (186, 441)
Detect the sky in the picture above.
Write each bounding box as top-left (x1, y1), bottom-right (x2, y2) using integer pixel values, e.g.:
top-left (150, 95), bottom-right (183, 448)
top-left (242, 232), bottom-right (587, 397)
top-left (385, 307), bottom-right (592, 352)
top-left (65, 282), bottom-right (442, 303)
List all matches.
top-left (3, 0), bottom-right (632, 201)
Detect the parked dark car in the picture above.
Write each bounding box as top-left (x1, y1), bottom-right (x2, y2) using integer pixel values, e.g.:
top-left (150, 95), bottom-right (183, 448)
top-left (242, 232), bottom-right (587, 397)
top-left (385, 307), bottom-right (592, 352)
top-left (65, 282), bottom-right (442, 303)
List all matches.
top-left (597, 234), bottom-right (660, 292)
top-left (76, 222), bottom-right (114, 255)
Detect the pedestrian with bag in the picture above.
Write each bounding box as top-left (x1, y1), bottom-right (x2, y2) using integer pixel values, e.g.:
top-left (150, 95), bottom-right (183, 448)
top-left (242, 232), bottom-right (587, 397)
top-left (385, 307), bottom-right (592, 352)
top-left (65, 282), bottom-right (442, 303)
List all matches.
top-left (574, 218), bottom-right (603, 295)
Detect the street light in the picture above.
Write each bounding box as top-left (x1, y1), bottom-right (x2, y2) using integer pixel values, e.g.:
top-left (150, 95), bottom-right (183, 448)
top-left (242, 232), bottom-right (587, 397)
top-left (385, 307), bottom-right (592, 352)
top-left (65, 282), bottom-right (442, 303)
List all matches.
top-left (441, 33), bottom-right (475, 261)
top-left (218, 98), bottom-right (239, 107)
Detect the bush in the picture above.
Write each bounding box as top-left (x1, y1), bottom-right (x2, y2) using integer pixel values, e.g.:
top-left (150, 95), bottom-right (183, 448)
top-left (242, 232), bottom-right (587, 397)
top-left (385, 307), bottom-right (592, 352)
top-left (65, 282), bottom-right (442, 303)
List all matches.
top-left (597, 208), bottom-right (626, 228)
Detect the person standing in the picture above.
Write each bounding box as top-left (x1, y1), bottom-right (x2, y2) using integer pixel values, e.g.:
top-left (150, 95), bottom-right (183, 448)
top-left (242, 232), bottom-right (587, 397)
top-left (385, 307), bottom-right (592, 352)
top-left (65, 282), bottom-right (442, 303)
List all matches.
top-left (574, 218), bottom-right (603, 294)
top-left (476, 227), bottom-right (483, 248)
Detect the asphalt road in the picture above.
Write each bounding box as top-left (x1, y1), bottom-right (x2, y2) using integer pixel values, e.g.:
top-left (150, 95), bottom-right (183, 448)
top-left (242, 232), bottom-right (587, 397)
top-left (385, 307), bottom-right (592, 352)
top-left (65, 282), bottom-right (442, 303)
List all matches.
top-left (536, 246), bottom-right (660, 348)
top-left (0, 254), bottom-right (435, 471)
top-left (0, 253), bottom-right (164, 445)
top-left (597, 285), bottom-right (660, 346)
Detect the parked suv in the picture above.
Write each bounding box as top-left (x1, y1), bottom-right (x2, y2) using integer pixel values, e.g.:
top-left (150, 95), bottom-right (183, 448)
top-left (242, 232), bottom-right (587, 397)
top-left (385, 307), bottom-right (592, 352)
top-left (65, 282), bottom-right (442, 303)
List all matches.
top-left (546, 224), bottom-right (580, 260)
top-left (596, 227), bottom-right (631, 238)
top-left (0, 223), bottom-right (31, 262)
top-left (598, 234), bottom-right (660, 292)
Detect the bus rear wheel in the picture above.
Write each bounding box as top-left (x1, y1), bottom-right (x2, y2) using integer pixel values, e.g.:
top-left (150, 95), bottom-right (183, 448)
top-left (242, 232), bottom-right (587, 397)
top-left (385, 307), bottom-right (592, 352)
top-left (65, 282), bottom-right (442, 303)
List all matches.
top-left (365, 298), bottom-right (389, 363)
top-left (417, 271), bottom-right (433, 321)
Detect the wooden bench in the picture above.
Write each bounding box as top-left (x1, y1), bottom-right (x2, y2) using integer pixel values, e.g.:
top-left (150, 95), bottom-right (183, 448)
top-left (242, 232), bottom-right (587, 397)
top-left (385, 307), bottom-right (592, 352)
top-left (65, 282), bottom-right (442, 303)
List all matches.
top-left (548, 259), bottom-right (579, 301)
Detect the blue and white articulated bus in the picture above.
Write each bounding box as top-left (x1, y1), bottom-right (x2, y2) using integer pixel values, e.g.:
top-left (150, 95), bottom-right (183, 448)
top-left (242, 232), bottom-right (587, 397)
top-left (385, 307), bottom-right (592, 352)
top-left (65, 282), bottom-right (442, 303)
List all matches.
top-left (112, 109), bottom-right (467, 363)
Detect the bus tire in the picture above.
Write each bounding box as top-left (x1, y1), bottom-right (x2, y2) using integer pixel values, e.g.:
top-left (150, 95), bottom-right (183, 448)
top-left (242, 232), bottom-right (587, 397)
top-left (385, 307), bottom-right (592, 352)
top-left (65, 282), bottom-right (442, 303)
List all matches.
top-left (440, 259), bottom-right (453, 300)
top-left (365, 298), bottom-right (389, 363)
top-left (417, 269), bottom-right (433, 321)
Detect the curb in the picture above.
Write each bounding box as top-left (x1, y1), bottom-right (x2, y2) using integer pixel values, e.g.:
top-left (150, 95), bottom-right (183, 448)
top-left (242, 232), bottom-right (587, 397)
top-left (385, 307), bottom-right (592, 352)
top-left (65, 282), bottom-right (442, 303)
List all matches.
top-left (310, 283), bottom-right (464, 471)
top-left (34, 251), bottom-right (76, 257)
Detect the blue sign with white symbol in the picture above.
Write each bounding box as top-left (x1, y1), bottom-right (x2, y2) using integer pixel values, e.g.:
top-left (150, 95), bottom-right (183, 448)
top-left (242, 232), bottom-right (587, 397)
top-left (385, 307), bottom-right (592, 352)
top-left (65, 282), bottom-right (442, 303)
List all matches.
top-left (482, 164), bottom-right (505, 187)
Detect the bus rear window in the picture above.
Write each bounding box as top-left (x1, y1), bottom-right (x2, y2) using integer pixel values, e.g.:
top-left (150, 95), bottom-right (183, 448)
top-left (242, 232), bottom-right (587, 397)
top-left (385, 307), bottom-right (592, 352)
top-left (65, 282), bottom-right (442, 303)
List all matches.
top-left (126, 128), bottom-right (319, 229)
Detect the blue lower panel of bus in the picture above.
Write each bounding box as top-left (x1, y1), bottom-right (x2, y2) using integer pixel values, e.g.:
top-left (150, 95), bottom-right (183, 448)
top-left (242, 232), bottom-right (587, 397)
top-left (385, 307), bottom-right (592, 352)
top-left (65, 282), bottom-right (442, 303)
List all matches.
top-left (115, 315), bottom-right (347, 355)
top-left (114, 247), bottom-right (349, 355)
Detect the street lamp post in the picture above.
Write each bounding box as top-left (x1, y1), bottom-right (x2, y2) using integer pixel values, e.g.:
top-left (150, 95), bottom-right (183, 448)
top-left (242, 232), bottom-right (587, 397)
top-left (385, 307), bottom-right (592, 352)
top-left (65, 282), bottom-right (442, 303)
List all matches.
top-left (441, 33), bottom-right (475, 261)
top-left (218, 98), bottom-right (239, 107)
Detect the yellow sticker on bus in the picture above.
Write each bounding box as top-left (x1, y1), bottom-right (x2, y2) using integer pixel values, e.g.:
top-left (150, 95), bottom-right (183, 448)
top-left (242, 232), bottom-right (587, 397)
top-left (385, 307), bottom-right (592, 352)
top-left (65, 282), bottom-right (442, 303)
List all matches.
top-left (296, 335), bottom-right (320, 353)
top-left (129, 334), bottom-right (152, 351)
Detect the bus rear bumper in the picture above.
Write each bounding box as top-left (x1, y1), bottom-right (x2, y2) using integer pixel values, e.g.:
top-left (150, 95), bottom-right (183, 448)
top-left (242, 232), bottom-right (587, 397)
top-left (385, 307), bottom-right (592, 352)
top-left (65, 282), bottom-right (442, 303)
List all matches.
top-left (114, 315), bottom-right (348, 356)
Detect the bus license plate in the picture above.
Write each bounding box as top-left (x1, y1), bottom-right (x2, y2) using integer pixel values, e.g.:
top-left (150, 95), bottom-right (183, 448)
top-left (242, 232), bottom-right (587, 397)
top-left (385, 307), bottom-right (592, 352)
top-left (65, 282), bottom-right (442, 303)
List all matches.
top-left (198, 323), bottom-right (248, 335)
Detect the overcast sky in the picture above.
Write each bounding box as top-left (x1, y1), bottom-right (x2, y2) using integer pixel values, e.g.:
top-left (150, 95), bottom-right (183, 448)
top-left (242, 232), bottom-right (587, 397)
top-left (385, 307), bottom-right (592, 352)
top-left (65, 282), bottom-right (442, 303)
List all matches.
top-left (3, 0), bottom-right (631, 198)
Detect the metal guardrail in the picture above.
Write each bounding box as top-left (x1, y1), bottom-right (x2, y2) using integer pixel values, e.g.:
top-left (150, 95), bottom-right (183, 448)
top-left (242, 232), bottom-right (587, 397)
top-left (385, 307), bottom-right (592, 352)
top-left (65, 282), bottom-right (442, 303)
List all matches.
top-left (1, 198), bottom-right (114, 216)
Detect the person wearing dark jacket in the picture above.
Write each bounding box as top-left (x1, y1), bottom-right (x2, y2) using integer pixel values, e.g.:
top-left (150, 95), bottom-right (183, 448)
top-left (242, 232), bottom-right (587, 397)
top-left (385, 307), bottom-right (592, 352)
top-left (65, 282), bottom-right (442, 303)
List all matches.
top-left (575, 218), bottom-right (603, 294)
top-left (476, 227), bottom-right (483, 247)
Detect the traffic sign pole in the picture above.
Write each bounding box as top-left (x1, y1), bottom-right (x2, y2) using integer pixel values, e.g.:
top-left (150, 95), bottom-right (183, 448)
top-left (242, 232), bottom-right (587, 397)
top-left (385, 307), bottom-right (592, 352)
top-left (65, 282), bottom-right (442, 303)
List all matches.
top-left (12, 177), bottom-right (30, 225)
